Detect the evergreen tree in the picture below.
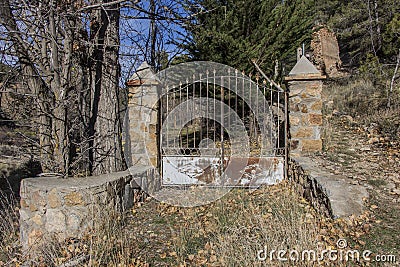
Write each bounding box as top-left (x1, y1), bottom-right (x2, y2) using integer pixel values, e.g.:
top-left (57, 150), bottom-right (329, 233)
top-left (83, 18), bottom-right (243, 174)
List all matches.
top-left (181, 0), bottom-right (316, 76)
top-left (323, 0), bottom-right (400, 67)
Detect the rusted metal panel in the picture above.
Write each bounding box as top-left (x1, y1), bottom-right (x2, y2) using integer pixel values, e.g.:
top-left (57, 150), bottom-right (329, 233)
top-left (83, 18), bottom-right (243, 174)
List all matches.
top-left (162, 156), bottom-right (284, 186)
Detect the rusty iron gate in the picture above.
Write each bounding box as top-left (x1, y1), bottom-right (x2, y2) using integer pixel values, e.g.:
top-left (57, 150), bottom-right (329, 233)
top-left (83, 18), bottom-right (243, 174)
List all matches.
top-left (158, 62), bottom-right (286, 187)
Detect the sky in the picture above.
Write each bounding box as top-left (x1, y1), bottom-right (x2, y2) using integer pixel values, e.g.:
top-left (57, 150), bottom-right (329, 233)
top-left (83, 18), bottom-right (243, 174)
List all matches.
top-left (119, 0), bottom-right (192, 83)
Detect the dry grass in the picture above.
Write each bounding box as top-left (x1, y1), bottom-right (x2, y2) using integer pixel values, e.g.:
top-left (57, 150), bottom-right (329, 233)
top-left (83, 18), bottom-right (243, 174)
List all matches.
top-left (324, 77), bottom-right (400, 142)
top-left (23, 209), bottom-right (139, 267)
top-left (0, 190), bottom-right (21, 266)
top-left (328, 79), bottom-right (384, 115)
top-left (1, 181), bottom-right (356, 266)
top-left (152, 182), bottom-right (355, 267)
top-left (171, 184), bottom-right (322, 266)
top-left (0, 185), bottom-right (140, 266)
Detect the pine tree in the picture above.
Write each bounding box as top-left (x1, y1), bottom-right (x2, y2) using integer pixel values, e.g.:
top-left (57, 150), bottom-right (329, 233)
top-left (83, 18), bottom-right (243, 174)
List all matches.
top-left (182, 0), bottom-right (316, 77)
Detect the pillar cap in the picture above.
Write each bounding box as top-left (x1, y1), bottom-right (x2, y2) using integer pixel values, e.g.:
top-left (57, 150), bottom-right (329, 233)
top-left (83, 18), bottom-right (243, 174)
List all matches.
top-left (126, 62), bottom-right (159, 86)
top-left (285, 56), bottom-right (326, 81)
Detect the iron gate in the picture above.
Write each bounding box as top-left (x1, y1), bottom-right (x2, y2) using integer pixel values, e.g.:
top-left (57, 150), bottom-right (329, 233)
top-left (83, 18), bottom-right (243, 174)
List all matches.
top-left (158, 62), bottom-right (286, 187)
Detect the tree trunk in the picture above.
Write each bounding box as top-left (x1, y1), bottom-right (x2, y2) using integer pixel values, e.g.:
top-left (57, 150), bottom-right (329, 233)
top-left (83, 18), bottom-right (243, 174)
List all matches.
top-left (1, 0), bottom-right (126, 176)
top-left (89, 0), bottom-right (126, 175)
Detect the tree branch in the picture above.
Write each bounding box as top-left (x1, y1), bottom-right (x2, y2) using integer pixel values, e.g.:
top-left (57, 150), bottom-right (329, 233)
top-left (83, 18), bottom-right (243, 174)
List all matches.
top-left (388, 49), bottom-right (400, 108)
top-left (77, 0), bottom-right (135, 12)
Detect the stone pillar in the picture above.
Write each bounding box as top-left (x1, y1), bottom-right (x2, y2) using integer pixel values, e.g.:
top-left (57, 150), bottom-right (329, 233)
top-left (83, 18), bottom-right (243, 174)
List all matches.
top-left (126, 62), bottom-right (159, 168)
top-left (285, 56), bottom-right (326, 157)
top-left (125, 62), bottom-right (161, 192)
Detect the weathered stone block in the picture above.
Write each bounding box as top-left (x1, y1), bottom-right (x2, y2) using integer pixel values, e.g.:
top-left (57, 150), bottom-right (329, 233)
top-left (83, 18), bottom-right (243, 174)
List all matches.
top-left (30, 191), bottom-right (45, 212)
top-left (305, 84), bottom-right (322, 97)
top-left (300, 103), bottom-right (308, 113)
top-left (31, 214), bottom-right (43, 226)
top-left (29, 202), bottom-right (38, 212)
top-left (309, 113), bottom-right (323, 125)
top-left (28, 229), bottom-right (43, 247)
top-left (48, 189), bottom-right (61, 208)
top-left (292, 127), bottom-right (314, 138)
top-left (290, 103), bottom-right (300, 112)
top-left (290, 140), bottom-right (300, 150)
top-left (66, 209), bottom-right (85, 232)
top-left (46, 209), bottom-right (66, 233)
top-left (289, 115), bottom-right (301, 126)
top-left (302, 140), bottom-right (322, 152)
top-left (19, 209), bottom-right (30, 222)
top-left (311, 100), bottom-right (323, 111)
top-left (20, 198), bottom-right (29, 208)
top-left (64, 192), bottom-right (84, 206)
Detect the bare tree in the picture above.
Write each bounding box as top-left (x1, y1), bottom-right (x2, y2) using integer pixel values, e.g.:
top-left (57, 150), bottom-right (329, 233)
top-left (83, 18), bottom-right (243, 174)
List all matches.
top-left (0, 0), bottom-right (190, 176)
top-left (87, 0), bottom-right (126, 175)
top-left (0, 0), bottom-right (126, 176)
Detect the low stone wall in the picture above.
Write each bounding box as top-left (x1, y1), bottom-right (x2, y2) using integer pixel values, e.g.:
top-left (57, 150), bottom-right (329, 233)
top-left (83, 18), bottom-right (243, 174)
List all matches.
top-left (288, 157), bottom-right (368, 219)
top-left (19, 166), bottom-right (153, 250)
top-left (288, 158), bottom-right (332, 218)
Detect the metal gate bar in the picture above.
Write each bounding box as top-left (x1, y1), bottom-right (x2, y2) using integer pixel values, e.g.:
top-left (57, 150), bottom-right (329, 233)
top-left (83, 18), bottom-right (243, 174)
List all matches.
top-left (159, 65), bottom-right (286, 186)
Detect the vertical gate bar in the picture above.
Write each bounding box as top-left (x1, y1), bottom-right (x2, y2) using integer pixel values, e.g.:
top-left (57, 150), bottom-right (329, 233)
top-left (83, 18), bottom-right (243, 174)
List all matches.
top-left (284, 86), bottom-right (288, 180)
top-left (179, 82), bottom-right (183, 148)
top-left (249, 74), bottom-right (252, 142)
top-left (263, 80), bottom-right (266, 126)
top-left (277, 87), bottom-right (281, 153)
top-left (173, 90), bottom-right (177, 148)
top-left (160, 86), bottom-right (163, 157)
top-left (270, 83), bottom-right (273, 156)
top-left (206, 70), bottom-right (209, 146)
top-left (256, 75), bottom-right (259, 142)
top-left (193, 74), bottom-right (196, 150)
top-left (228, 69), bottom-right (231, 128)
top-left (186, 79), bottom-right (189, 149)
top-left (263, 81), bottom-right (266, 154)
top-left (220, 76), bottom-right (224, 175)
top-left (213, 69), bottom-right (216, 144)
top-left (199, 74), bottom-right (202, 145)
top-left (235, 70), bottom-right (238, 122)
top-left (235, 71), bottom-right (238, 156)
top-left (242, 72), bottom-right (245, 122)
top-left (166, 87), bottom-right (169, 149)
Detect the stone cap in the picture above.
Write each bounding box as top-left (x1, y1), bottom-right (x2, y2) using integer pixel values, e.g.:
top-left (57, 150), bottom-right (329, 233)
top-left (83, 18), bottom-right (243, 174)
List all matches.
top-left (285, 56), bottom-right (326, 81)
top-left (126, 62), bottom-right (159, 86)
top-left (20, 168), bottom-right (151, 191)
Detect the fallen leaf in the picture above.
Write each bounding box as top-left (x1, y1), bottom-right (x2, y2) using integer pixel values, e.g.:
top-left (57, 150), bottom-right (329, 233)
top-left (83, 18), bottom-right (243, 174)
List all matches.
top-left (188, 254), bottom-right (195, 261)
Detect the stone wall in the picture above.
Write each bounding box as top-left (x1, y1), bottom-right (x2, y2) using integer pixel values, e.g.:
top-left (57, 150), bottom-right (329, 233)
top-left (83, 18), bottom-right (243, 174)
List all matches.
top-left (288, 157), bottom-right (368, 219)
top-left (288, 158), bottom-right (331, 217)
top-left (19, 166), bottom-right (153, 250)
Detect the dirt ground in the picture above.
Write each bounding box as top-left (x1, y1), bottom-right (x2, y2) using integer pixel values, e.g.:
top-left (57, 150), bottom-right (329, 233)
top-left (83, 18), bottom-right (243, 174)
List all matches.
top-left (312, 114), bottom-right (400, 259)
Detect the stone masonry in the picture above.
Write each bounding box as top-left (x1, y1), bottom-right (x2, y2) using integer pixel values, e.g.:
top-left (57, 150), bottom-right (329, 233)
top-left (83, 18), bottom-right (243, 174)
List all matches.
top-left (285, 56), bottom-right (326, 156)
top-left (311, 27), bottom-right (342, 77)
top-left (126, 62), bottom-right (159, 168)
top-left (19, 167), bottom-right (153, 250)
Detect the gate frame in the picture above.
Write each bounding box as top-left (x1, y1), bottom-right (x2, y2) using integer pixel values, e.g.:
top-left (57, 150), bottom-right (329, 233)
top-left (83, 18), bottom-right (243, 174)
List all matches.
top-left (156, 61), bottom-right (288, 187)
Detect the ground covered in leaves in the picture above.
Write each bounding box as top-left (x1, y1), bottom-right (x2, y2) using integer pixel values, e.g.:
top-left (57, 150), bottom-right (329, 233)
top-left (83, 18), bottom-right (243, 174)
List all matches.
top-left (312, 114), bottom-right (400, 262)
top-left (117, 183), bottom-right (370, 267)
